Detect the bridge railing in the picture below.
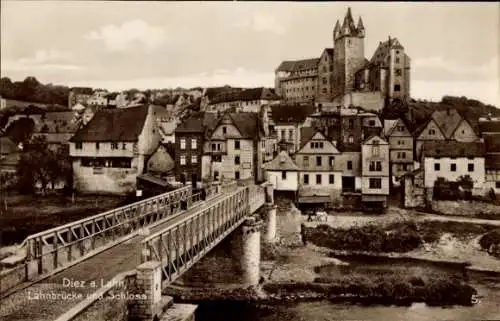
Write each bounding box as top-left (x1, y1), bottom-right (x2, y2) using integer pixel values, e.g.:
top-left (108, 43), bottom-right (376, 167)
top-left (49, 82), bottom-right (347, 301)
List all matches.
top-left (0, 185), bottom-right (207, 295)
top-left (140, 185), bottom-right (254, 286)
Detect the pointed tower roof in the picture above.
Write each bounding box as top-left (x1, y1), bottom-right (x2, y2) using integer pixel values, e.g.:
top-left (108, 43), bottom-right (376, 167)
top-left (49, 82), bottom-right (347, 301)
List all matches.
top-left (334, 20), bottom-right (341, 33)
top-left (357, 16), bottom-right (364, 30)
top-left (341, 7), bottom-right (358, 36)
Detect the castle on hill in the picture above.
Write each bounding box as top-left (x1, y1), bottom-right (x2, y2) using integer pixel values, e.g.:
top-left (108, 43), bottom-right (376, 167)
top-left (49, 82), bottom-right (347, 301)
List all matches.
top-left (275, 7), bottom-right (411, 112)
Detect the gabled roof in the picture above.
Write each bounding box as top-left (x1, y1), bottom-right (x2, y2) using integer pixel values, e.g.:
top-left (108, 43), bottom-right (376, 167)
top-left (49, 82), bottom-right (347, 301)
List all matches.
top-left (0, 136), bottom-right (19, 155)
top-left (70, 105), bottom-right (149, 142)
top-left (363, 134), bottom-right (388, 145)
top-left (276, 58), bottom-right (320, 72)
top-left (220, 112), bottom-right (264, 139)
top-left (431, 108), bottom-right (463, 139)
top-left (263, 151), bottom-right (300, 171)
top-left (415, 118), bottom-right (446, 138)
top-left (383, 119), bottom-right (399, 137)
top-left (299, 127), bottom-right (317, 149)
top-left (370, 37), bottom-right (406, 67)
top-left (421, 141), bottom-right (485, 158)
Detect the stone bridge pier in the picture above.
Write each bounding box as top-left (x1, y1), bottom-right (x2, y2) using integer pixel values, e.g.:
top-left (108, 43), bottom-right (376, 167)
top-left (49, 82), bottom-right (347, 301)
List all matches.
top-left (126, 183), bottom-right (277, 321)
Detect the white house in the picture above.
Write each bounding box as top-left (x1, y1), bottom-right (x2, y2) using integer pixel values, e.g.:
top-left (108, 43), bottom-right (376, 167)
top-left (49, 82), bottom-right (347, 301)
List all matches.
top-left (263, 151), bottom-right (300, 193)
top-left (69, 105), bottom-right (161, 194)
top-left (421, 141), bottom-right (486, 195)
top-left (361, 135), bottom-right (390, 209)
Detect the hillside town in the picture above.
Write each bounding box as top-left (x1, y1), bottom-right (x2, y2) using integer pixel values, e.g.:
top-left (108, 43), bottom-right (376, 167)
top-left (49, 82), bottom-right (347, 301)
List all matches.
top-left (1, 6), bottom-right (500, 321)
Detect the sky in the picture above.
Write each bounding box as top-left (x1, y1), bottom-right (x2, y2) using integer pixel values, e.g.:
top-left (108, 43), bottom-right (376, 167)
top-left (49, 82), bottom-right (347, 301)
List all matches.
top-left (1, 1), bottom-right (499, 106)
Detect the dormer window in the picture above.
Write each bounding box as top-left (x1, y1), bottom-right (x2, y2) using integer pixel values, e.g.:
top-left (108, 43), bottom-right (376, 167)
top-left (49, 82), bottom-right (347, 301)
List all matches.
top-left (222, 126), bottom-right (227, 134)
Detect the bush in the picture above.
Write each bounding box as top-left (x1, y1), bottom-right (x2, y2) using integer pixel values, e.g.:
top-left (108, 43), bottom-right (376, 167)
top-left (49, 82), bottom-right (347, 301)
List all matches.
top-left (478, 228), bottom-right (500, 251)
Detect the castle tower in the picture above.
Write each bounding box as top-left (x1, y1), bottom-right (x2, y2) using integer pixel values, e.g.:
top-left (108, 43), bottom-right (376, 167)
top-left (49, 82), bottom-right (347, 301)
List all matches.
top-left (332, 8), bottom-right (366, 99)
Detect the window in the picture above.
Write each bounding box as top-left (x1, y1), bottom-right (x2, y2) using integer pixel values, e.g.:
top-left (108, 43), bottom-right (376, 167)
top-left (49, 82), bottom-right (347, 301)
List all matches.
top-left (322, 77), bottom-right (327, 85)
top-left (348, 135), bottom-right (354, 143)
top-left (369, 178), bottom-right (382, 189)
top-left (322, 88), bottom-right (327, 94)
top-left (450, 163), bottom-right (456, 172)
top-left (235, 140), bottom-right (240, 150)
top-left (394, 84), bottom-right (401, 92)
top-left (303, 174), bottom-right (309, 185)
top-left (212, 155), bottom-right (221, 162)
top-left (347, 161), bottom-right (353, 170)
top-left (235, 171), bottom-right (240, 180)
top-left (180, 139), bottom-right (186, 150)
top-left (395, 69), bottom-right (402, 76)
top-left (75, 142), bottom-right (82, 150)
top-left (329, 174), bottom-right (334, 184)
top-left (429, 129), bottom-right (436, 135)
top-left (96, 142), bottom-right (100, 150)
top-left (281, 129), bottom-right (286, 139)
top-left (397, 126), bottom-right (405, 132)
top-left (304, 156), bottom-right (309, 167)
top-left (122, 143), bottom-right (126, 150)
top-left (496, 181), bottom-right (500, 189)
top-left (316, 156), bottom-right (322, 166)
top-left (468, 163), bottom-right (474, 172)
top-left (180, 155), bottom-right (186, 165)
top-left (282, 171), bottom-right (287, 180)
top-left (369, 161), bottom-right (382, 171)
top-left (191, 139), bottom-right (197, 149)
top-left (288, 130), bottom-right (293, 142)
top-left (348, 119), bottom-right (354, 129)
top-left (316, 174), bottom-right (322, 185)
top-left (111, 142), bottom-right (118, 150)
top-left (191, 155), bottom-right (197, 164)
top-left (235, 156), bottom-right (241, 165)
top-left (222, 126), bottom-right (227, 134)
top-left (435, 163), bottom-right (440, 171)
top-left (395, 57), bottom-right (400, 63)
top-left (310, 142), bottom-right (314, 148)
top-left (329, 156), bottom-right (335, 167)
top-left (372, 145), bottom-right (380, 156)
top-left (369, 120), bottom-right (375, 126)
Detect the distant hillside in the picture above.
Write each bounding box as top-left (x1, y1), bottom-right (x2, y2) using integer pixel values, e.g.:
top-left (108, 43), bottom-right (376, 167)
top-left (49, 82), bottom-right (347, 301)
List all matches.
top-left (382, 96), bottom-right (500, 132)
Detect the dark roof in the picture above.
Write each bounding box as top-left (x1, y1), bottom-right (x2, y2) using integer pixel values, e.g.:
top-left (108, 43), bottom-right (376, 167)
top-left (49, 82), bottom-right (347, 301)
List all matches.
top-left (484, 135), bottom-right (500, 153)
top-left (70, 105), bottom-right (149, 142)
top-left (204, 87), bottom-right (243, 100)
top-left (431, 108), bottom-right (463, 139)
top-left (299, 127), bottom-right (317, 149)
top-left (325, 48), bottom-right (334, 55)
top-left (106, 92), bottom-right (119, 100)
top-left (263, 151), bottom-right (300, 171)
top-left (276, 58), bottom-right (320, 72)
top-left (175, 112), bottom-right (218, 134)
top-left (210, 87), bottom-right (278, 104)
top-left (0, 136), bottom-right (18, 154)
top-left (421, 141), bottom-right (485, 158)
top-left (36, 111), bottom-right (79, 134)
top-left (270, 103), bottom-right (316, 124)
top-left (486, 155), bottom-right (500, 170)
top-left (228, 112), bottom-right (264, 139)
top-left (479, 121), bottom-right (500, 134)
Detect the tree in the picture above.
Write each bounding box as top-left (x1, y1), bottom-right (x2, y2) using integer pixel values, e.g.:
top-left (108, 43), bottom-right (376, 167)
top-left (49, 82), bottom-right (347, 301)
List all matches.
top-left (5, 117), bottom-right (35, 145)
top-left (16, 136), bottom-right (72, 195)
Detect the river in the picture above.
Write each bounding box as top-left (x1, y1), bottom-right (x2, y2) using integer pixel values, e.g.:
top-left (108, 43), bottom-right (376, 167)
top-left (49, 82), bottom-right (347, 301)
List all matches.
top-left (194, 256), bottom-right (500, 321)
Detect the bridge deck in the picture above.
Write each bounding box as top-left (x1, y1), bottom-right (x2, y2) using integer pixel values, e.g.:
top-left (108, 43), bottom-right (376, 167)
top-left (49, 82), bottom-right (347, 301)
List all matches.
top-left (0, 193), bottom-right (228, 321)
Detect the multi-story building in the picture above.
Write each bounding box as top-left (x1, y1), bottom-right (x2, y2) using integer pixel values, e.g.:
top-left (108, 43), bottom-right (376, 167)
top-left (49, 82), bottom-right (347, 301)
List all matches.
top-left (263, 151), bottom-right (300, 196)
top-left (415, 107), bottom-right (479, 158)
top-left (384, 118), bottom-right (414, 185)
top-left (206, 87), bottom-right (279, 113)
top-left (361, 135), bottom-right (390, 209)
top-left (200, 86), bottom-right (243, 111)
top-left (294, 128), bottom-right (343, 205)
top-left (69, 105), bottom-right (161, 194)
top-left (274, 59), bottom-right (319, 103)
top-left (87, 90), bottom-right (109, 106)
top-left (421, 141), bottom-right (485, 196)
top-left (275, 7), bottom-right (411, 111)
top-left (201, 112), bottom-right (266, 183)
top-left (174, 112), bottom-right (217, 184)
top-left (479, 119), bottom-right (500, 194)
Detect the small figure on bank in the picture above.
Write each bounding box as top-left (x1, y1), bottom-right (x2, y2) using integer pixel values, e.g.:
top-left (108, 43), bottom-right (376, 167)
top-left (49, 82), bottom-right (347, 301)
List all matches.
top-left (300, 223), bottom-right (307, 246)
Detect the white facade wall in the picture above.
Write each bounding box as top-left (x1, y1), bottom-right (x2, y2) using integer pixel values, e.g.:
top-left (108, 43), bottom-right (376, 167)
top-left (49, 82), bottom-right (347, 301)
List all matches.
top-left (267, 170), bottom-right (299, 191)
top-left (299, 171), bottom-right (342, 190)
top-left (423, 157), bottom-right (485, 191)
